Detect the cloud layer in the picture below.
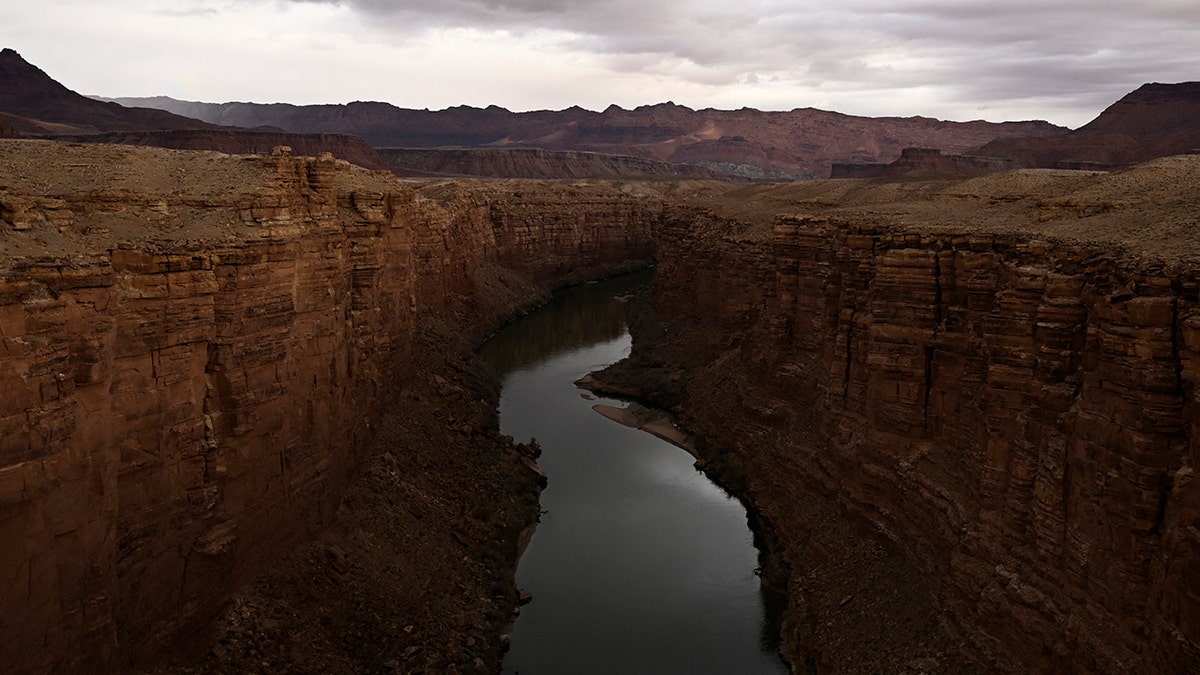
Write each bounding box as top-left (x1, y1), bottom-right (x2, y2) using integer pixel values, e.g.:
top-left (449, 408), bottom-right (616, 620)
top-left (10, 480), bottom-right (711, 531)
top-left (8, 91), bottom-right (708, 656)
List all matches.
top-left (5, 0), bottom-right (1198, 127)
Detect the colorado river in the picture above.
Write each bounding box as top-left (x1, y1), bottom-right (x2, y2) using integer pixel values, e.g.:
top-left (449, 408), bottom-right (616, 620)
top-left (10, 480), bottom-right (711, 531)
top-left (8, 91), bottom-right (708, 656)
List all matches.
top-left (480, 271), bottom-right (788, 674)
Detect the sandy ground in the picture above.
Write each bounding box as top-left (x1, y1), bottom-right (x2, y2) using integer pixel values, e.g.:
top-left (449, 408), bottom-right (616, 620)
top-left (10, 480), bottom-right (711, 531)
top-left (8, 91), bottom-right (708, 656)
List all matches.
top-left (590, 401), bottom-right (697, 456)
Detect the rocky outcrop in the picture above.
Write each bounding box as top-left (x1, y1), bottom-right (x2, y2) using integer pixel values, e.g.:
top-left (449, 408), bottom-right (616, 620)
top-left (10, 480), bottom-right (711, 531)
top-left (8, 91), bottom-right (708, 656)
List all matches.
top-left (0, 140), bottom-right (658, 673)
top-left (600, 161), bottom-right (1200, 672)
top-left (7, 132), bottom-right (1200, 674)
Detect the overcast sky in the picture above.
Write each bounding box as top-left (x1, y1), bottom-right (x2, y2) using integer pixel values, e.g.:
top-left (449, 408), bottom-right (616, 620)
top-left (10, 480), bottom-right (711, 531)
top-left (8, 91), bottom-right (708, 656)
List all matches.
top-left (5, 0), bottom-right (1198, 128)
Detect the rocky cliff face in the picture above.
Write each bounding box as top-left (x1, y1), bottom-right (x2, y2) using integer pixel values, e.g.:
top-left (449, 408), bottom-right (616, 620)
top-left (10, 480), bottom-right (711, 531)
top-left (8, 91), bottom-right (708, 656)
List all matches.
top-left (7, 134), bottom-right (1200, 674)
top-left (0, 140), bottom-right (657, 673)
top-left (600, 162), bottom-right (1200, 672)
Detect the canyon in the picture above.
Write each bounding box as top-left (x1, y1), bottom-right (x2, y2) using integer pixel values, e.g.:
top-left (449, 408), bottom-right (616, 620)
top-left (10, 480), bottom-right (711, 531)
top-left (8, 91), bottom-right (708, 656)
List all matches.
top-left (4, 143), bottom-right (1200, 672)
top-left (4, 22), bottom-right (1200, 671)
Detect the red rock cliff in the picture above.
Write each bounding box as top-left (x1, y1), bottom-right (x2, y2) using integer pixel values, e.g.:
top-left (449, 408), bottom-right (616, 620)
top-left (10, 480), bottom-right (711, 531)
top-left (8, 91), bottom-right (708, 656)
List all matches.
top-left (616, 163), bottom-right (1200, 672)
top-left (0, 140), bottom-right (657, 672)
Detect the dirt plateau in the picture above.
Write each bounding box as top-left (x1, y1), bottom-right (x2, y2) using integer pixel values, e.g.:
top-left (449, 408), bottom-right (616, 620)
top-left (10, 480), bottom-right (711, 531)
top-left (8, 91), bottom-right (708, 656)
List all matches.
top-left (3, 139), bottom-right (1200, 674)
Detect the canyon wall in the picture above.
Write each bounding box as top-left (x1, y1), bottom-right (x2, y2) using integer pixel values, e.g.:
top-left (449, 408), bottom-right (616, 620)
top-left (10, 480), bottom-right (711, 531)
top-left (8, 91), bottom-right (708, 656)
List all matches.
top-left (617, 169), bottom-right (1200, 672)
top-left (0, 141), bottom-right (657, 673)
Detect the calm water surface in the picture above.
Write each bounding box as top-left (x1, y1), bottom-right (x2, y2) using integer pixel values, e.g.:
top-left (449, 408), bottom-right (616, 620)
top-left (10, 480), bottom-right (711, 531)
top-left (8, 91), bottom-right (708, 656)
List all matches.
top-left (480, 272), bottom-right (787, 675)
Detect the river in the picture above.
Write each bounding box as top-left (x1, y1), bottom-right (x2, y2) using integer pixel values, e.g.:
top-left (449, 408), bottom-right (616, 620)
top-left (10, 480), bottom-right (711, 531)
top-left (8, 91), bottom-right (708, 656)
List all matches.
top-left (480, 271), bottom-right (788, 675)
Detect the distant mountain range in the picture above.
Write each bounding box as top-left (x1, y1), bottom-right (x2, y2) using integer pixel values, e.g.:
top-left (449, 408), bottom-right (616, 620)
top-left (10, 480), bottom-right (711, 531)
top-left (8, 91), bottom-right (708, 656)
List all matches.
top-left (0, 48), bottom-right (221, 135)
top-left (3, 47), bottom-right (1198, 179)
top-left (977, 82), bottom-right (1200, 169)
top-left (103, 95), bottom-right (1067, 179)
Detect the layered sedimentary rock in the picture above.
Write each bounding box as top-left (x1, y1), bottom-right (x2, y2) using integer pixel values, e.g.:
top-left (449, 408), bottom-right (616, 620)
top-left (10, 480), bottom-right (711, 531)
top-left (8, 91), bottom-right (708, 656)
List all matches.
top-left (0, 140), bottom-right (657, 673)
top-left (606, 160), bottom-right (1200, 672)
top-left (7, 131), bottom-right (1200, 674)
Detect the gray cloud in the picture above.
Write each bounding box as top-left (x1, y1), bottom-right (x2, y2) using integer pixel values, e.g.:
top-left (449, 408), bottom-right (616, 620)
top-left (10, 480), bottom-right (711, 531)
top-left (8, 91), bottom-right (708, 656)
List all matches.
top-left (8, 0), bottom-right (1196, 125)
top-left (288, 0), bottom-right (1197, 120)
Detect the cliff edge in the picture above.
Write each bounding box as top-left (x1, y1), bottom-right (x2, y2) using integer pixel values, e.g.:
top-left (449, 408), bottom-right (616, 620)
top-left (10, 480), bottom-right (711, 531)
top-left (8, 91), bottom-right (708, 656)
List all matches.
top-left (596, 157), bottom-right (1200, 672)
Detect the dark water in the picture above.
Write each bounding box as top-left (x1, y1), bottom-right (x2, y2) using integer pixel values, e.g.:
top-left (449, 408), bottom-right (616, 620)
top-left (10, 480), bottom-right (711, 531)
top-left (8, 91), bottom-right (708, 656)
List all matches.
top-left (480, 271), bottom-right (788, 675)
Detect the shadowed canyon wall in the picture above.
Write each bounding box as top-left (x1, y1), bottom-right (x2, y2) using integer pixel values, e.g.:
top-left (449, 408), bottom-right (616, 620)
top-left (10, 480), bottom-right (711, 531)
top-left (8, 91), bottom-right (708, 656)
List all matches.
top-left (0, 141), bottom-right (657, 673)
top-left (620, 168), bottom-right (1200, 672)
top-left (5, 138), bottom-right (1200, 673)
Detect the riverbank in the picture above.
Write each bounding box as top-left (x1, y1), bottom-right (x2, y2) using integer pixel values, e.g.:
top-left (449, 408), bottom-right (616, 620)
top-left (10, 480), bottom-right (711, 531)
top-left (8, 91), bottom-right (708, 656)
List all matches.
top-left (147, 326), bottom-right (544, 673)
top-left (585, 295), bottom-right (976, 673)
top-left (488, 273), bottom-right (786, 673)
top-left (146, 272), bottom-right (676, 674)
top-left (587, 400), bottom-right (696, 457)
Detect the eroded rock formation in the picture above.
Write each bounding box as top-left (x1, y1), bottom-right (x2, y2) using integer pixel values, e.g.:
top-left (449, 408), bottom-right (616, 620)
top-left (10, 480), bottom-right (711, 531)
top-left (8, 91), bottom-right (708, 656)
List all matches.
top-left (0, 140), bottom-right (657, 672)
top-left (597, 159), bottom-right (1200, 672)
top-left (52, 130), bottom-right (394, 171)
top-left (5, 134), bottom-right (1200, 674)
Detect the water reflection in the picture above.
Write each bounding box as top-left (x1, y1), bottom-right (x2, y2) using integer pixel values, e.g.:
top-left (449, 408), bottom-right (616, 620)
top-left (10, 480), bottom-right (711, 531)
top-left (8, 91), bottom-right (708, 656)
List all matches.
top-left (483, 271), bottom-right (788, 675)
top-left (478, 269), bottom-right (652, 377)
